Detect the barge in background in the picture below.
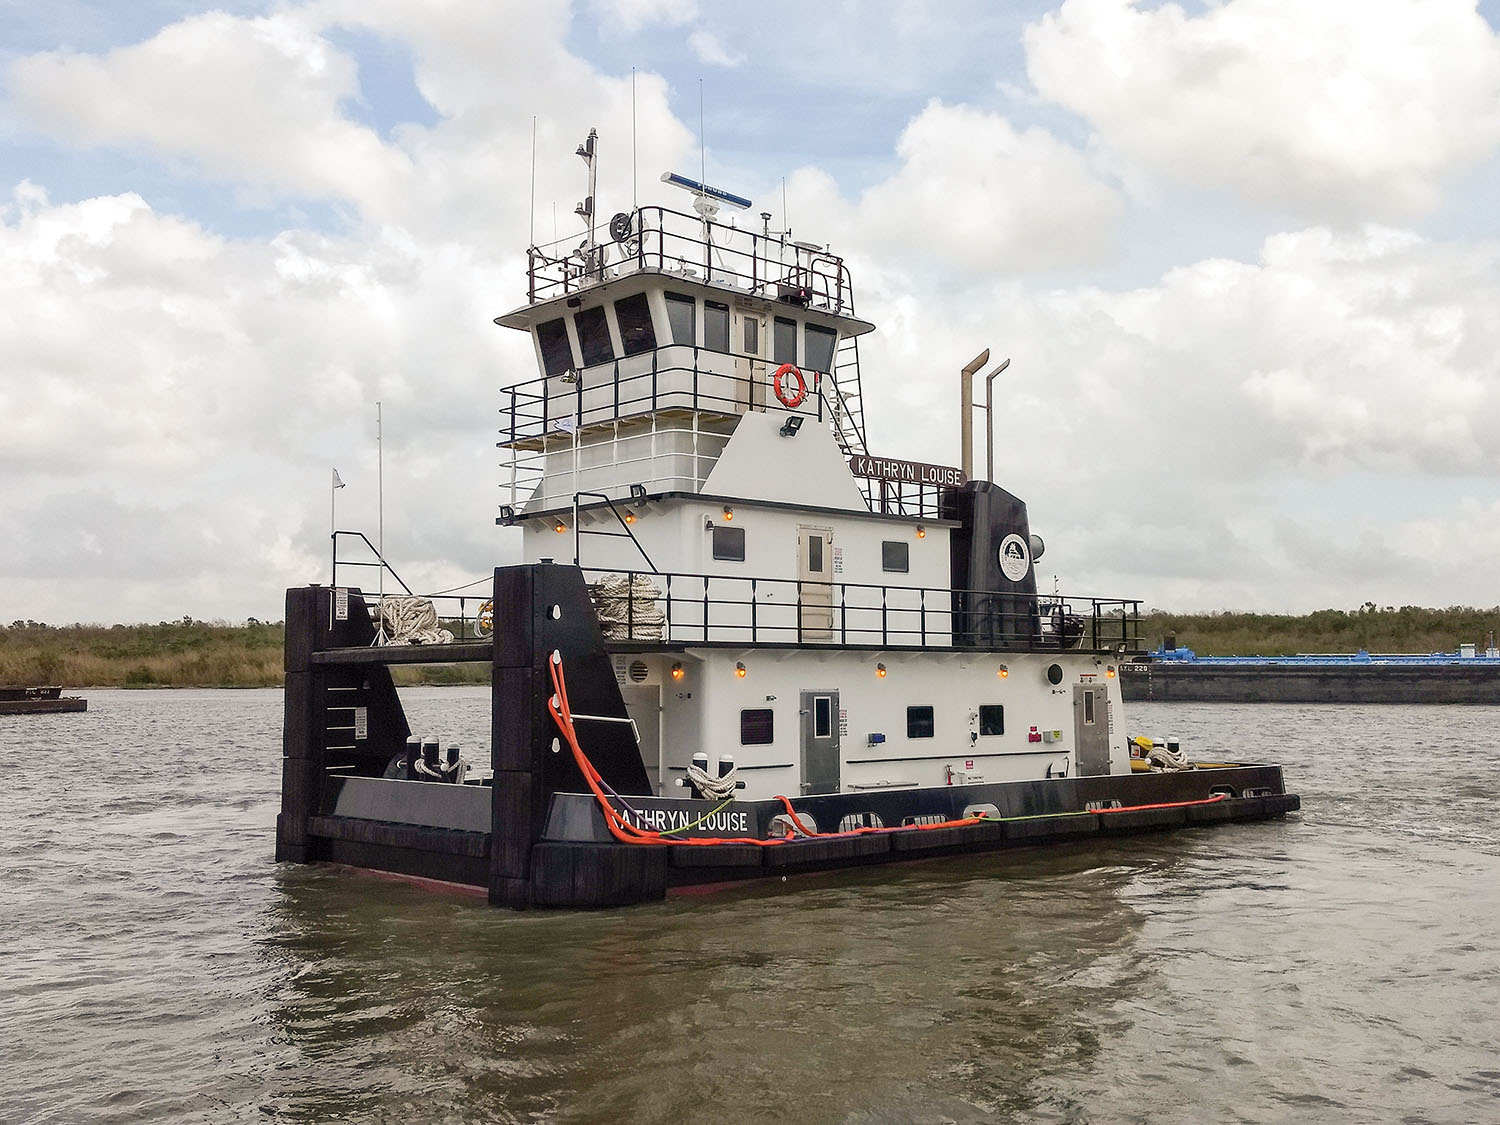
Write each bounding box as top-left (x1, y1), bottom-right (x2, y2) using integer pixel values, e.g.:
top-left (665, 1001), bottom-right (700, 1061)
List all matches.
top-left (0, 686), bottom-right (87, 716)
top-left (1121, 641), bottom-right (1500, 703)
top-left (276, 130), bottom-right (1299, 909)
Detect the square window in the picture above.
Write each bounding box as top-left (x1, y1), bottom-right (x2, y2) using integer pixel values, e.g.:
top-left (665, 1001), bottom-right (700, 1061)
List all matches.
top-left (979, 705), bottom-right (1005, 736)
top-left (882, 541), bottom-right (909, 573)
top-left (741, 708), bottom-right (774, 745)
top-left (907, 705), bottom-right (934, 739)
top-left (712, 524), bottom-right (745, 561)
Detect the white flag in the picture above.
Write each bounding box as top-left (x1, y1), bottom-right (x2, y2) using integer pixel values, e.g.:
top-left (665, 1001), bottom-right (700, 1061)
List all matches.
top-left (557, 417), bottom-right (577, 434)
top-left (332, 467), bottom-right (346, 489)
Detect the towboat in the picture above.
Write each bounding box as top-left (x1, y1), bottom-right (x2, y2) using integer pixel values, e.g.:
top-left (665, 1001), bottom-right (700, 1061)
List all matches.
top-left (275, 131), bottom-right (1299, 908)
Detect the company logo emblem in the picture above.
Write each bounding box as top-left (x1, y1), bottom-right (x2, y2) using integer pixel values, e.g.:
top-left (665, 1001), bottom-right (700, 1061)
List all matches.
top-left (998, 533), bottom-right (1030, 582)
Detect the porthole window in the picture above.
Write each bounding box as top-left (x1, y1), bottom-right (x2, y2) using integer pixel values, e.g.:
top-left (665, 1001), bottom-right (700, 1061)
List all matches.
top-left (979, 705), bottom-right (1005, 736)
top-left (907, 705), bottom-right (934, 739)
top-left (712, 524), bottom-right (745, 562)
top-left (741, 708), bottom-right (774, 745)
top-left (882, 541), bottom-right (909, 573)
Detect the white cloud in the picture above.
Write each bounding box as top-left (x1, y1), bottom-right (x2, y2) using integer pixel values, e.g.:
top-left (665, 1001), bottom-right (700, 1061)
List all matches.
top-left (585, 0), bottom-right (696, 34)
top-left (8, 11), bottom-right (413, 213)
top-left (790, 100), bottom-right (1124, 276)
top-left (687, 30), bottom-right (743, 68)
top-left (1025, 0), bottom-right (1500, 219)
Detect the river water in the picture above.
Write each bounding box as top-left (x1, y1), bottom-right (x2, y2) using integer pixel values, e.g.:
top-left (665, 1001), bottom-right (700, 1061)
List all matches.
top-left (4, 689), bottom-right (1499, 1123)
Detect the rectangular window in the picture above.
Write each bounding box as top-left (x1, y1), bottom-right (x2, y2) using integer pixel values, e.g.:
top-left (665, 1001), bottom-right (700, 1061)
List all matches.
top-left (743, 316), bottom-right (759, 354)
top-left (712, 524), bottom-right (745, 561)
top-left (613, 293), bottom-right (656, 356)
top-left (979, 705), bottom-right (1005, 736)
top-left (536, 318), bottom-right (573, 377)
top-left (1084, 690), bottom-right (1096, 725)
top-left (813, 696), bottom-right (832, 739)
top-left (575, 306), bottom-right (613, 366)
top-left (773, 316), bottom-right (797, 365)
top-left (907, 705), bottom-right (934, 739)
top-left (807, 534), bottom-right (823, 573)
top-left (665, 292), bottom-right (695, 345)
top-left (805, 324), bottom-right (837, 373)
top-left (705, 300), bottom-right (730, 352)
top-left (882, 541), bottom-right (909, 573)
top-left (741, 708), bottom-right (774, 745)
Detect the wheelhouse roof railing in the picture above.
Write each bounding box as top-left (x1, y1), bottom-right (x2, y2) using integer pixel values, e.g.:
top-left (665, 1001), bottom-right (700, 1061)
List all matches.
top-left (525, 205), bottom-right (856, 316)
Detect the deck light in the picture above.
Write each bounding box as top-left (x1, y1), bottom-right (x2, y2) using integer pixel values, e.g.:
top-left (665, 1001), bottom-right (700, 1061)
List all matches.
top-left (916, 526), bottom-right (927, 539)
top-left (735, 661), bottom-right (747, 678)
top-left (1107, 666), bottom-right (1117, 678)
top-left (624, 511), bottom-right (637, 525)
top-left (671, 662), bottom-right (684, 680)
top-left (553, 520), bottom-right (567, 534)
top-left (779, 415), bottom-right (803, 437)
top-left (630, 483), bottom-right (648, 504)
top-left (722, 506), bottom-right (734, 521)
top-left (876, 663), bottom-right (887, 678)
top-left (997, 665), bottom-right (1009, 678)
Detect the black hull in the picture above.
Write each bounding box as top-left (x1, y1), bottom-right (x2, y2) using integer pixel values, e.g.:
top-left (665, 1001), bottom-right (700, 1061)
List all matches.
top-left (299, 764), bottom-right (1296, 907)
top-left (276, 568), bottom-right (1300, 910)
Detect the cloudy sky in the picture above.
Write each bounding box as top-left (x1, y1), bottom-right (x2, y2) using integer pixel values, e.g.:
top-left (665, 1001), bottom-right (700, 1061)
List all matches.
top-left (5, 0), bottom-right (1500, 625)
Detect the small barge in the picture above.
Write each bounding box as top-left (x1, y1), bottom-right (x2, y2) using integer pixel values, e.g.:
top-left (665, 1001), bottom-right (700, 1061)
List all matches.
top-left (0, 686), bottom-right (87, 716)
top-left (276, 131), bottom-right (1299, 908)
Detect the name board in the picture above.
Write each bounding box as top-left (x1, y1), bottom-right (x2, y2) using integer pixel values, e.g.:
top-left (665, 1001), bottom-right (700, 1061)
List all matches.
top-left (848, 454), bottom-right (966, 488)
top-left (615, 797), bottom-right (752, 838)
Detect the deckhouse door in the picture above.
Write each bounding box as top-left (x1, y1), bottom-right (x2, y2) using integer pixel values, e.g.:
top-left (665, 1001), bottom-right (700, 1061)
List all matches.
top-left (798, 525), bottom-right (834, 641)
top-left (733, 308), bottom-right (766, 411)
top-left (800, 690), bottom-right (840, 794)
top-left (1073, 683), bottom-right (1110, 776)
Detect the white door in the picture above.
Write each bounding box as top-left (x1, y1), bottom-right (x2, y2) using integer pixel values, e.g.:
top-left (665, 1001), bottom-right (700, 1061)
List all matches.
top-left (798, 525), bottom-right (834, 641)
top-left (733, 308), bottom-right (766, 411)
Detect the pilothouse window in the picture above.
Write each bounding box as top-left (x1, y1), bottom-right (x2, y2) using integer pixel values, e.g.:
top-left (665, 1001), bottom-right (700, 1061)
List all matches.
top-left (613, 293), bottom-right (656, 356)
top-left (805, 324), bottom-right (836, 373)
top-left (705, 301), bottom-right (730, 352)
top-left (773, 317), bottom-right (797, 365)
top-left (665, 292), bottom-right (695, 345)
top-left (575, 306), bottom-right (613, 366)
top-left (536, 318), bottom-right (573, 377)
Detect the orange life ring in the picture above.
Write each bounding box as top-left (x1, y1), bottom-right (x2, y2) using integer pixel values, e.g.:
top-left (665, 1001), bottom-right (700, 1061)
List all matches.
top-left (773, 363), bottom-right (807, 409)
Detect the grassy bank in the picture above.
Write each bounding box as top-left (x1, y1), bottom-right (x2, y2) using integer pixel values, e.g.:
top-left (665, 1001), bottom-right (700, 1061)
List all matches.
top-left (0, 618), bottom-right (488, 688)
top-left (4, 604), bottom-right (1497, 688)
top-left (1141, 604), bottom-right (1500, 657)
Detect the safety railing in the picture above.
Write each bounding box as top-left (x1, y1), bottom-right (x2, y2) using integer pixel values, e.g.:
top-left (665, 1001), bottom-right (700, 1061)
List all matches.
top-left (580, 566), bottom-right (1144, 654)
top-left (332, 531), bottom-right (493, 643)
top-left (498, 350), bottom-right (851, 515)
top-left (525, 205), bottom-right (856, 316)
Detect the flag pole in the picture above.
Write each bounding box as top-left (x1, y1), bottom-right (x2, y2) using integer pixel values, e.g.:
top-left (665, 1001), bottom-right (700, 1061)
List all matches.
top-left (330, 467), bottom-right (345, 585)
top-left (376, 402), bottom-right (385, 628)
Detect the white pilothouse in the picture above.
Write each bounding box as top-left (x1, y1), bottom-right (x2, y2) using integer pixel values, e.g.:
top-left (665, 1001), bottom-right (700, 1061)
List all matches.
top-left (493, 131), bottom-right (1134, 807)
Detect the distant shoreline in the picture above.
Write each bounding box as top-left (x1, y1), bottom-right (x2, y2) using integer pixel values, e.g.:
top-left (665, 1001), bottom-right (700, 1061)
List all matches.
top-left (2, 606), bottom-right (1494, 689)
